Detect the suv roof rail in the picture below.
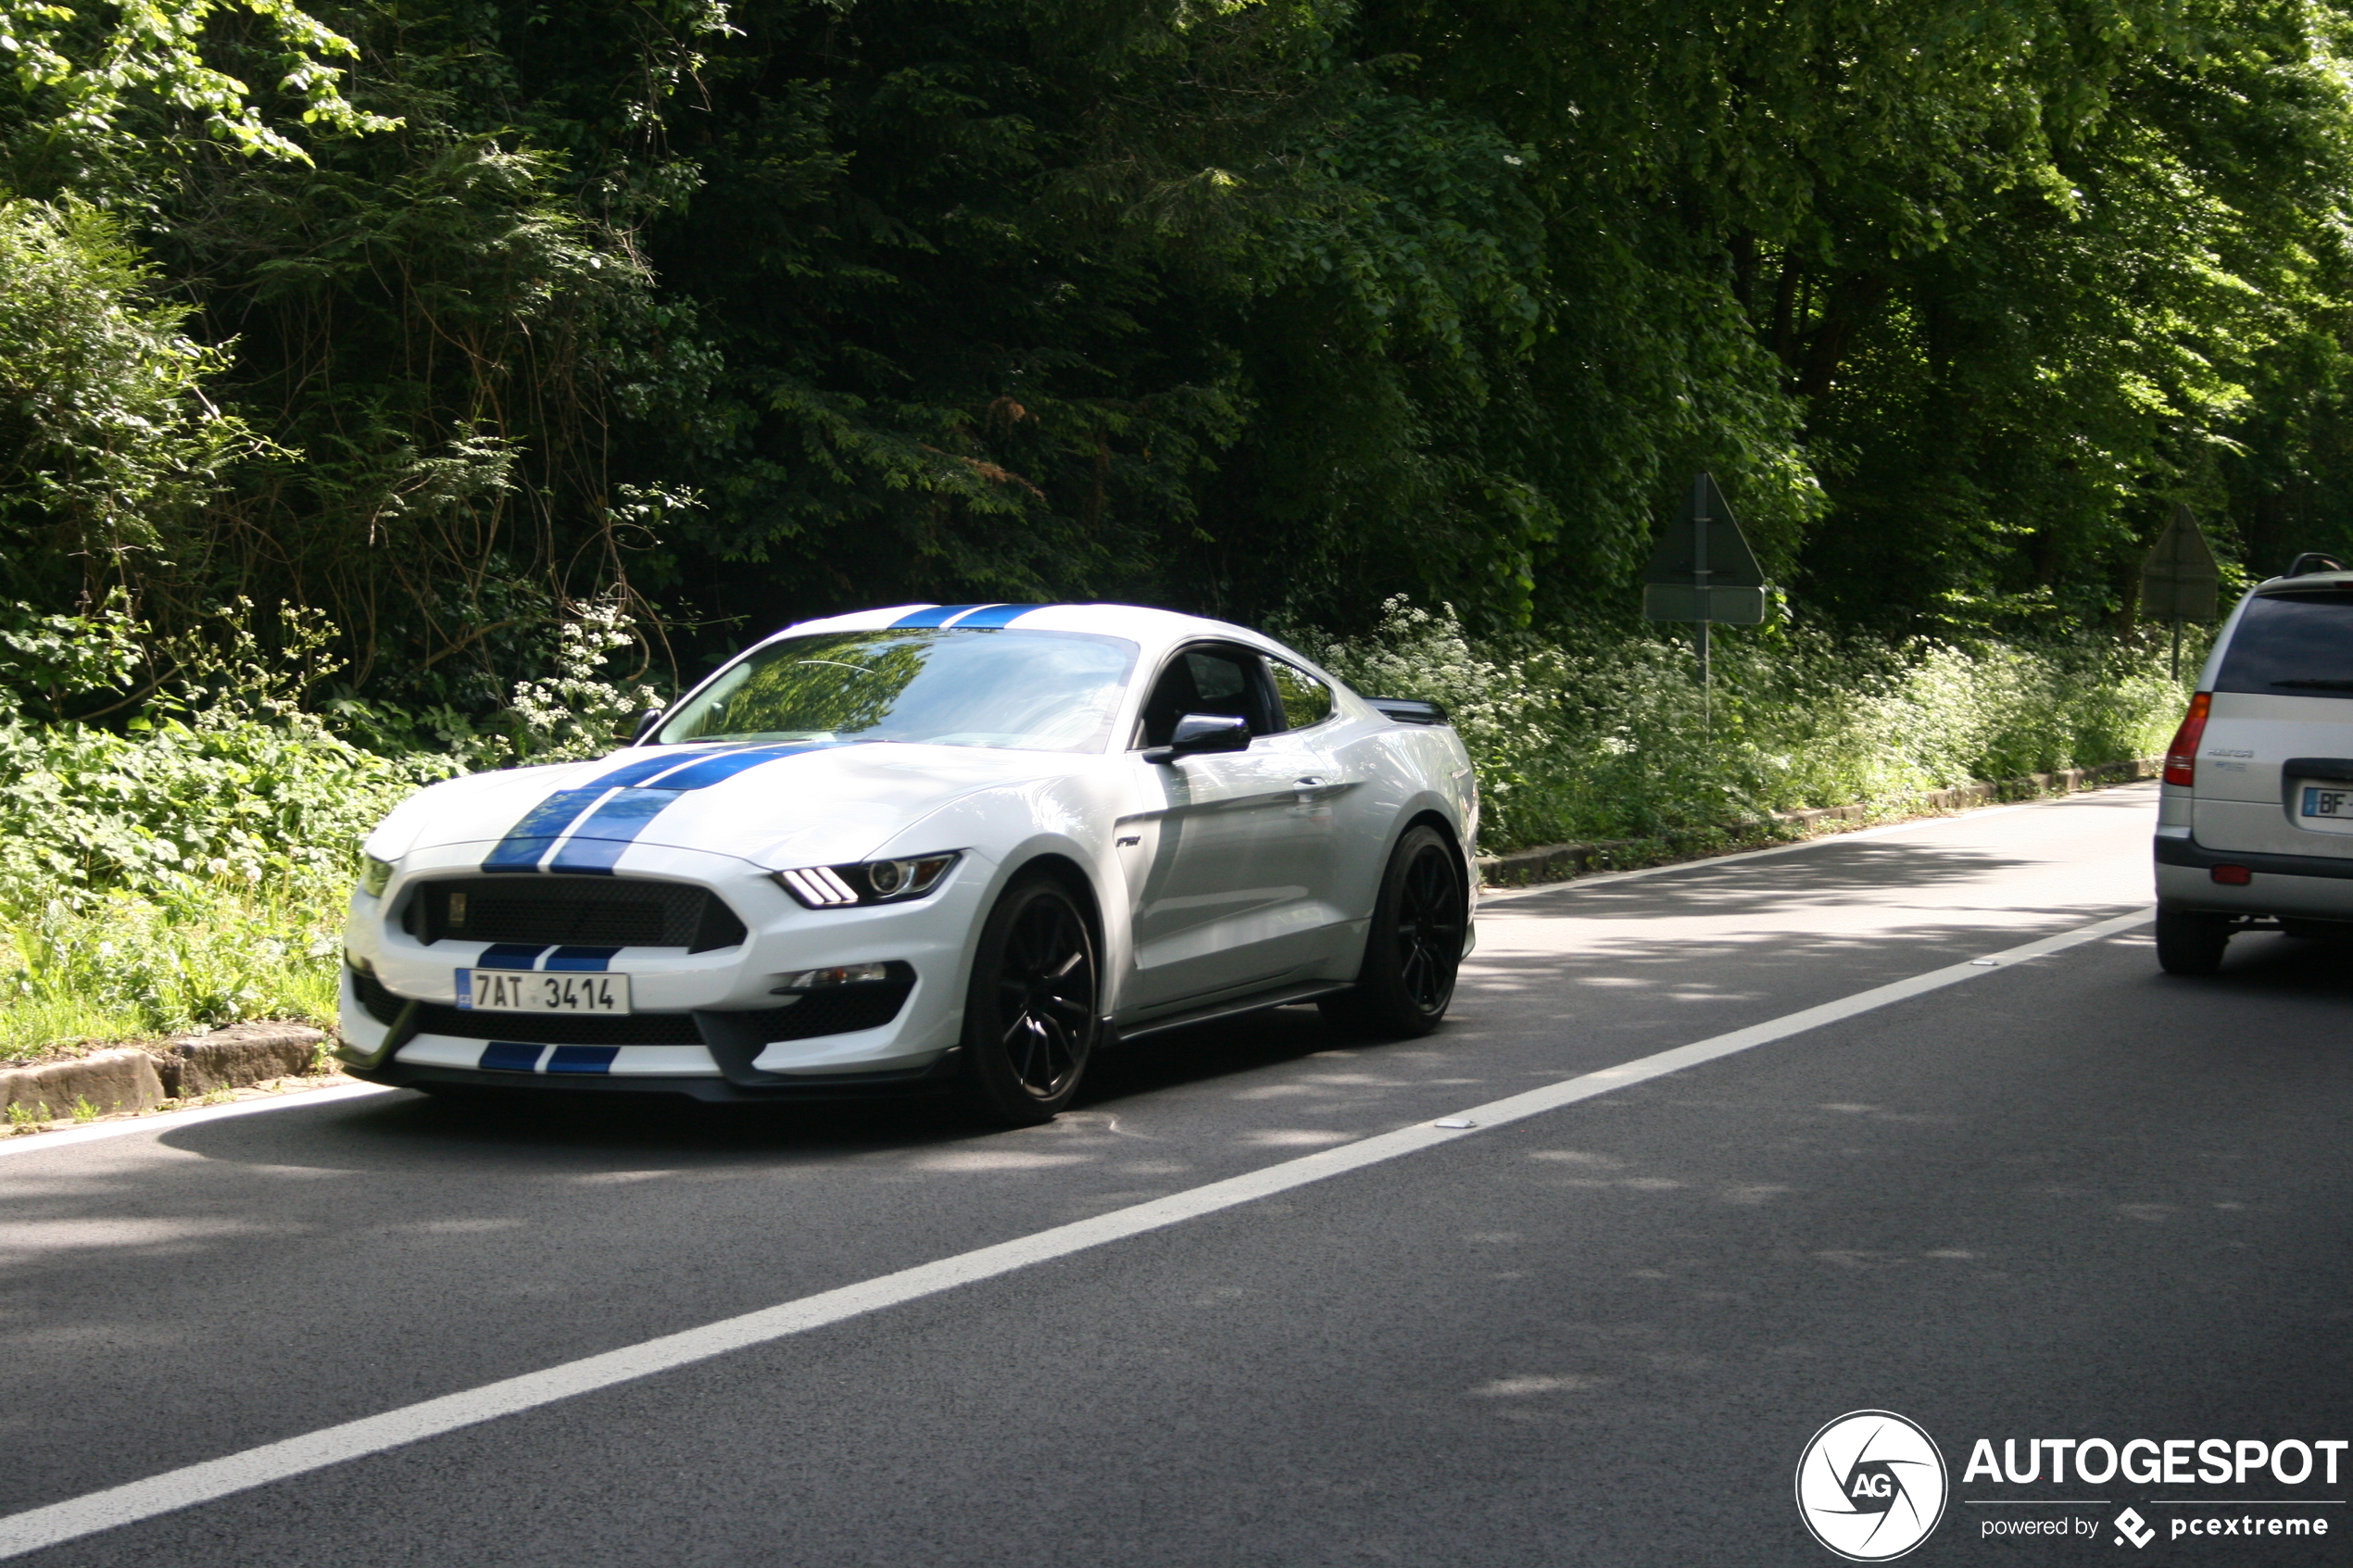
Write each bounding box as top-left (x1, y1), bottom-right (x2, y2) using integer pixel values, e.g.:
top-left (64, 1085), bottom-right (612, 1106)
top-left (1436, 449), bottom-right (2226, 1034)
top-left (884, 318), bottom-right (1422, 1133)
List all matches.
top-left (2285, 551), bottom-right (2347, 577)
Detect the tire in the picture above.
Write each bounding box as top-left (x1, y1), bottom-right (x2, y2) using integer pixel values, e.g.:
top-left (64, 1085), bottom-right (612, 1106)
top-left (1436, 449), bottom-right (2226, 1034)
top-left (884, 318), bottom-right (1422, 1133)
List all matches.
top-left (1318, 822), bottom-right (1468, 1039)
top-left (957, 875), bottom-right (1101, 1126)
top-left (2155, 908), bottom-right (2230, 975)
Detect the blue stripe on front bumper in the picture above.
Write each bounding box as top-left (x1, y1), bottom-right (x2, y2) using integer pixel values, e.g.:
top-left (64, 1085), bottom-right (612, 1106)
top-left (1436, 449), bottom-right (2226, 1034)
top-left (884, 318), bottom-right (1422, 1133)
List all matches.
top-left (544, 947), bottom-right (620, 972)
top-left (546, 1046), bottom-right (621, 1074)
top-left (478, 1042), bottom-right (545, 1073)
top-left (477, 944), bottom-right (549, 970)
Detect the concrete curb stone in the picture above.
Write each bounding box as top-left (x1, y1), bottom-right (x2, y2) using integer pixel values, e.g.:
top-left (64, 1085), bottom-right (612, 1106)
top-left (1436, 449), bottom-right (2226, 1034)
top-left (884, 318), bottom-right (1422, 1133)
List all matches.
top-left (1476, 756), bottom-right (2160, 889)
top-left (0, 1021), bottom-right (329, 1123)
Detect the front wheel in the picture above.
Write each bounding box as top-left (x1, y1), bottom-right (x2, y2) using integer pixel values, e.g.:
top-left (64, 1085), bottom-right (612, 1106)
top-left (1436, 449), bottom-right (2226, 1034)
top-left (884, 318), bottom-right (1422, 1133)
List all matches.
top-left (958, 876), bottom-right (1101, 1125)
top-left (2155, 908), bottom-right (2230, 975)
top-left (1318, 823), bottom-right (1468, 1039)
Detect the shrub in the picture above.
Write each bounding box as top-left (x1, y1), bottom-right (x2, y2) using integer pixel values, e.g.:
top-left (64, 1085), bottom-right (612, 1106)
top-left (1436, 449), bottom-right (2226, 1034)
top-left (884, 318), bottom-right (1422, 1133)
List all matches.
top-left (1305, 598), bottom-right (2189, 851)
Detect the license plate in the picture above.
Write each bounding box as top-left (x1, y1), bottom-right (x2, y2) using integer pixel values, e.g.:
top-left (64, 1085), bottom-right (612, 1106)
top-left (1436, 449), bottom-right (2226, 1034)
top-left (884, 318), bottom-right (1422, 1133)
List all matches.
top-left (457, 970), bottom-right (632, 1014)
top-left (2300, 785), bottom-right (2353, 821)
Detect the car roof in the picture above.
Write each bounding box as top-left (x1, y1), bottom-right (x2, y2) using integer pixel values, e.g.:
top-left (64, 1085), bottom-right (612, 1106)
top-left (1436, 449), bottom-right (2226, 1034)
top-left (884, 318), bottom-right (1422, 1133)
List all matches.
top-left (765, 603), bottom-right (1290, 659)
top-left (2256, 571), bottom-right (2353, 596)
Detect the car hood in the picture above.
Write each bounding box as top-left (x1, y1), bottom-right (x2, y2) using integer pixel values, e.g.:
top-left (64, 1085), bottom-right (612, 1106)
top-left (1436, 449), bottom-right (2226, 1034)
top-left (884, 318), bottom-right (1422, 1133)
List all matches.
top-left (367, 741), bottom-right (1077, 872)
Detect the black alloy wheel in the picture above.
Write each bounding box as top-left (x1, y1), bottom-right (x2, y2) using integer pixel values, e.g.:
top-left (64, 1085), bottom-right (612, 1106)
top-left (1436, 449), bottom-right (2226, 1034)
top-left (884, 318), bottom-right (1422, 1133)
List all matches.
top-left (1319, 822), bottom-right (1467, 1039)
top-left (960, 876), bottom-right (1100, 1124)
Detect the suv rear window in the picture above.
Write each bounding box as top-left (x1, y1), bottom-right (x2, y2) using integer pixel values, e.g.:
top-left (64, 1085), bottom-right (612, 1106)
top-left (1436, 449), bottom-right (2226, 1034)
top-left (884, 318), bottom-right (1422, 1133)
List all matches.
top-left (2214, 593), bottom-right (2353, 698)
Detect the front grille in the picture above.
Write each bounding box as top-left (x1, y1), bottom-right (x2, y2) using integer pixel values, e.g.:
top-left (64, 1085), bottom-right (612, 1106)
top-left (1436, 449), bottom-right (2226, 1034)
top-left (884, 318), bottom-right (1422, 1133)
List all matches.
top-left (403, 877), bottom-right (746, 951)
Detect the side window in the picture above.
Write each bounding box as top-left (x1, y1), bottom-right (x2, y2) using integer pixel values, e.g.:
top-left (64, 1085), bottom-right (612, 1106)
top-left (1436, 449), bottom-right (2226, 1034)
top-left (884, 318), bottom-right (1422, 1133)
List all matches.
top-left (1135, 644), bottom-right (1277, 747)
top-left (1269, 660), bottom-right (1334, 730)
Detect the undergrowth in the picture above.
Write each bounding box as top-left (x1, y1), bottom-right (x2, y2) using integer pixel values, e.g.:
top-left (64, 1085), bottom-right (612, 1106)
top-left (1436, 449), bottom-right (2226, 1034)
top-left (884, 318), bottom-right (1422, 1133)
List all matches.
top-left (0, 596), bottom-right (2194, 1063)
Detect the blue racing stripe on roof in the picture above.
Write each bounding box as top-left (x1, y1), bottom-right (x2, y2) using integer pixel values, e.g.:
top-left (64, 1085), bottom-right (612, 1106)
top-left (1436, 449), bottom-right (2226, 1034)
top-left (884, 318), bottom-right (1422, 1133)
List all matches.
top-left (888, 604), bottom-right (987, 628)
top-left (545, 947), bottom-right (621, 972)
top-left (948, 602), bottom-right (1045, 628)
top-left (546, 1046), bottom-right (620, 1074)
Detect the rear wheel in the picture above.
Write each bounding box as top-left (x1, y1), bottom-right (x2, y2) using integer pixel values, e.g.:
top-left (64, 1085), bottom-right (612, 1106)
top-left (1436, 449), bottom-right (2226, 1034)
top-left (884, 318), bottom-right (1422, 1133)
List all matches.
top-left (958, 876), bottom-right (1100, 1125)
top-left (2155, 908), bottom-right (2230, 975)
top-left (1318, 823), bottom-right (1467, 1039)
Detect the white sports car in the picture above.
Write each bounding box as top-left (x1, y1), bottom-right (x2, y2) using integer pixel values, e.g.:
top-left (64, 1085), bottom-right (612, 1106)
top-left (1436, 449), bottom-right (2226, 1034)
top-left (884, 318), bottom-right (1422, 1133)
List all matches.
top-left (336, 602), bottom-right (1478, 1123)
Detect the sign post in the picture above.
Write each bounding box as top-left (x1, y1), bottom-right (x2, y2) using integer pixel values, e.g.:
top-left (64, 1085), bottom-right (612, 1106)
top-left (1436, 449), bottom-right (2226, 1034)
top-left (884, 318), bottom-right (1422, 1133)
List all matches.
top-left (1642, 473), bottom-right (1768, 726)
top-left (2139, 504), bottom-right (2221, 681)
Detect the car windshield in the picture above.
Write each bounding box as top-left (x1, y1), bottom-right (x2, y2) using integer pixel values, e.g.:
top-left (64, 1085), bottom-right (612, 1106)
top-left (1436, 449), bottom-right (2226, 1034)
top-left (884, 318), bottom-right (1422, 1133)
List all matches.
top-left (656, 628), bottom-right (1139, 751)
top-left (2214, 593), bottom-right (2353, 698)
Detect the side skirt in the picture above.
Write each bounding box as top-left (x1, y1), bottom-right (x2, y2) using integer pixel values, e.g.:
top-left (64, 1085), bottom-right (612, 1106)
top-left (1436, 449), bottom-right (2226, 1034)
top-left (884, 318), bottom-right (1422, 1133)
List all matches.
top-left (1113, 980), bottom-right (1354, 1044)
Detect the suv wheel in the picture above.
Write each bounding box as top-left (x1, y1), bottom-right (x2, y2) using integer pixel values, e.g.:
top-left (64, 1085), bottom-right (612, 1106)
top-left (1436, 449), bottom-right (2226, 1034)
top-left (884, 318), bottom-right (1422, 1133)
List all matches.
top-left (2155, 908), bottom-right (2230, 976)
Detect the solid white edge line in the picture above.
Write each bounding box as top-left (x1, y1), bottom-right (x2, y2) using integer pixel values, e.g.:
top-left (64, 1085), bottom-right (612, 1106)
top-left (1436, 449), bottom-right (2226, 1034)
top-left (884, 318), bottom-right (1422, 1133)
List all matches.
top-left (1477, 779), bottom-right (2159, 902)
top-left (0, 905), bottom-right (2154, 1559)
top-left (0, 1084), bottom-right (397, 1161)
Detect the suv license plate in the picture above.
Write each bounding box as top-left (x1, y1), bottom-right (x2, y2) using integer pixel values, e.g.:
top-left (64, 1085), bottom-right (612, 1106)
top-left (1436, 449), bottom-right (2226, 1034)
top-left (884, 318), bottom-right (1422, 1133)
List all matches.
top-left (2301, 785), bottom-right (2353, 821)
top-left (458, 970), bottom-right (632, 1015)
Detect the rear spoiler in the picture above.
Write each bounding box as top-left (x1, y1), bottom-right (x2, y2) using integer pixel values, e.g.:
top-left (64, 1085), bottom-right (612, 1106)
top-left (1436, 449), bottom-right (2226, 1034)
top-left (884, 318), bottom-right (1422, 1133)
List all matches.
top-left (1367, 696), bottom-right (1449, 726)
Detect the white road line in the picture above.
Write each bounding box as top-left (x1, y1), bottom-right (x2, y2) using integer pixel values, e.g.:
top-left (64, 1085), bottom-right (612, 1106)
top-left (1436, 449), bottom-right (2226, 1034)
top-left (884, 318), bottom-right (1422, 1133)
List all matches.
top-left (0, 905), bottom-right (2153, 1560)
top-left (0, 1084), bottom-right (396, 1161)
top-left (1477, 780), bottom-right (2157, 901)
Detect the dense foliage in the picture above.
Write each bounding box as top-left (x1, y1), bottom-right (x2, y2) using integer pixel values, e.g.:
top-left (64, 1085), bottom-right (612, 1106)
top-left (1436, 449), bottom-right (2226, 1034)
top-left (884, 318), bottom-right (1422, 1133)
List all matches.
top-left (4, 0), bottom-right (2351, 689)
top-left (0, 0), bottom-right (2306, 1056)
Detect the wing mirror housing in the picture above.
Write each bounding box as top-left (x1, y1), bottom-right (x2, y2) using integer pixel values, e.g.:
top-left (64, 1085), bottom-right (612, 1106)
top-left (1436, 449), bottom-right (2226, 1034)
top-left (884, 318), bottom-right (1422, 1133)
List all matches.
top-left (1143, 712), bottom-right (1252, 764)
top-left (630, 708), bottom-right (667, 744)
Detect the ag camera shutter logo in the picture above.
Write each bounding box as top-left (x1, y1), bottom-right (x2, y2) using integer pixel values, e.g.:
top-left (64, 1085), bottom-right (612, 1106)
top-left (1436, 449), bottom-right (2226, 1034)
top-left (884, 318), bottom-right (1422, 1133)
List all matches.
top-left (1795, 1410), bottom-right (1949, 1561)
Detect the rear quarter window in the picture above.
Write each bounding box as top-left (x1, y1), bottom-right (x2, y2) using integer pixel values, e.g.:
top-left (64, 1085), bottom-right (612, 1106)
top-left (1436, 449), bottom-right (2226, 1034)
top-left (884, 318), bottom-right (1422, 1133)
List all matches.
top-left (2214, 594), bottom-right (2353, 699)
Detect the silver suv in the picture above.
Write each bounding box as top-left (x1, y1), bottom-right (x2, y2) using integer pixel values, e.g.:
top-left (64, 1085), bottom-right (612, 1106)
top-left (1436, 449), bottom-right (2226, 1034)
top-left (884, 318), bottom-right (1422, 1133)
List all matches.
top-left (2155, 565), bottom-right (2353, 972)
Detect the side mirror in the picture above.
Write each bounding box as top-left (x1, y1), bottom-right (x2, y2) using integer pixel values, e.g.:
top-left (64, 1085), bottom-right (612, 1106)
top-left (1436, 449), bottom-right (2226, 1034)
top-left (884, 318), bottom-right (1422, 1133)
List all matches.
top-left (1143, 712), bottom-right (1252, 765)
top-left (630, 708), bottom-right (667, 745)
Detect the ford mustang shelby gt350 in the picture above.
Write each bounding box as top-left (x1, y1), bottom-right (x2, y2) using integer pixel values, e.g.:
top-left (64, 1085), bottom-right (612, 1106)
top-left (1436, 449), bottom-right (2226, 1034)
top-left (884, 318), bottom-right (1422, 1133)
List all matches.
top-left (337, 602), bottom-right (1478, 1123)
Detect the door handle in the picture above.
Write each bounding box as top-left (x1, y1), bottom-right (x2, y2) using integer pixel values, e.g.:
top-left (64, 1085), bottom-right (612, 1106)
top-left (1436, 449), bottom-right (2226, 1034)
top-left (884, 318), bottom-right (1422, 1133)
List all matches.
top-left (1295, 776), bottom-right (1327, 786)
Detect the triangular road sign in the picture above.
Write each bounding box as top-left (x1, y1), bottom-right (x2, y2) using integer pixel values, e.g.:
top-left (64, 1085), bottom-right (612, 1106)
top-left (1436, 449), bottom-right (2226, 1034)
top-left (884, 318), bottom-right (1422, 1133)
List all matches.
top-left (2140, 504), bottom-right (2221, 623)
top-left (1643, 472), bottom-right (1767, 624)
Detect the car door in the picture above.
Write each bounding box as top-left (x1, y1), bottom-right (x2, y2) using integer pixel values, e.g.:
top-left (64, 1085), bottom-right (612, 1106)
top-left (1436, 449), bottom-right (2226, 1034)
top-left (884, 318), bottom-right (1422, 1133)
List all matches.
top-left (1119, 643), bottom-right (1346, 1014)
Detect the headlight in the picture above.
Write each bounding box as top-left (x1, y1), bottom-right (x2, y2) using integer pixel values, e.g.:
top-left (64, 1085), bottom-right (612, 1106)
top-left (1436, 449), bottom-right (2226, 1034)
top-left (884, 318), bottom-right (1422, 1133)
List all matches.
top-left (358, 854), bottom-right (396, 897)
top-left (774, 852), bottom-right (960, 909)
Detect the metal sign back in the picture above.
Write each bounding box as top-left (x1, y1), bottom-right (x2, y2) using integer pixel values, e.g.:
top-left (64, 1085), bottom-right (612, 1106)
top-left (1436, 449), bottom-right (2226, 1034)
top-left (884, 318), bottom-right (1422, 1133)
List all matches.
top-left (2140, 503), bottom-right (2221, 623)
top-left (1642, 472), bottom-right (1767, 625)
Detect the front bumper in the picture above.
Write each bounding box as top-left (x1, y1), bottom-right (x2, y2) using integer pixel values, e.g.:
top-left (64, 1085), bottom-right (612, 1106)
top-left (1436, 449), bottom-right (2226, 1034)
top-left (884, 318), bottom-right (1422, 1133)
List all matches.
top-left (339, 847), bottom-right (988, 1092)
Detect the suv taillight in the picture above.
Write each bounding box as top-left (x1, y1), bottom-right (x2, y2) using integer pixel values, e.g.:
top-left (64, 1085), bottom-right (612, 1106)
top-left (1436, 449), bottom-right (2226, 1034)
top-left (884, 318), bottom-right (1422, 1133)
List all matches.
top-left (2163, 692), bottom-right (2211, 787)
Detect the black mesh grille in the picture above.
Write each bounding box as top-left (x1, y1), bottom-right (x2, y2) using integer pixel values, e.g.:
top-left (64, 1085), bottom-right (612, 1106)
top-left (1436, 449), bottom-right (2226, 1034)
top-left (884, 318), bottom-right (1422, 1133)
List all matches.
top-left (407, 1004), bottom-right (705, 1046)
top-left (403, 877), bottom-right (746, 951)
top-left (737, 981), bottom-right (914, 1041)
top-left (355, 970), bottom-right (407, 1025)
top-left (351, 970), bottom-right (910, 1047)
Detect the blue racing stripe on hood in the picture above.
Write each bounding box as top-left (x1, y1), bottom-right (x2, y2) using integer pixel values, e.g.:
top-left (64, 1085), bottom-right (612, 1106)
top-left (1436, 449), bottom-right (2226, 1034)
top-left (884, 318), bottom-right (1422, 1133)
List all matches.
top-left (478, 748), bottom-right (746, 872)
top-left (888, 603), bottom-right (986, 628)
top-left (486, 741), bottom-right (853, 874)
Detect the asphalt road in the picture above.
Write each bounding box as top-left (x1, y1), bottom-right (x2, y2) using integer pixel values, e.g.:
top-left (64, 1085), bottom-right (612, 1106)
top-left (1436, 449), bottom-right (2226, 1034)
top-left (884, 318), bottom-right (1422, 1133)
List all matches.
top-left (4, 782), bottom-right (2350, 1566)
